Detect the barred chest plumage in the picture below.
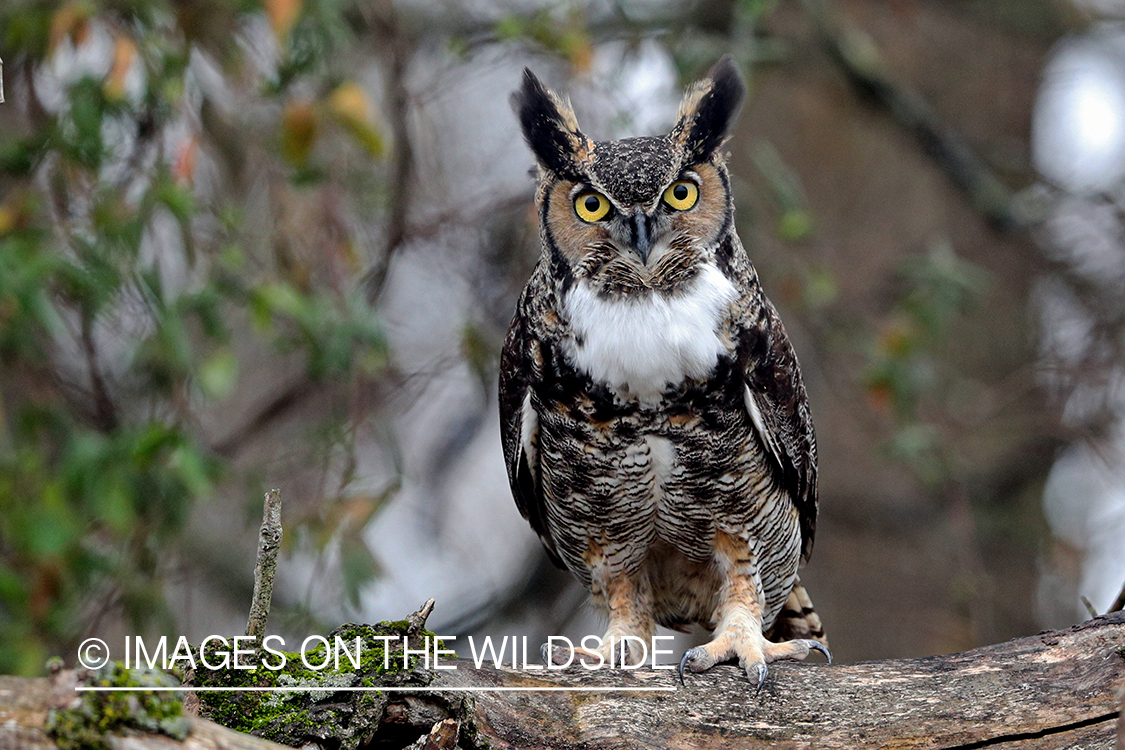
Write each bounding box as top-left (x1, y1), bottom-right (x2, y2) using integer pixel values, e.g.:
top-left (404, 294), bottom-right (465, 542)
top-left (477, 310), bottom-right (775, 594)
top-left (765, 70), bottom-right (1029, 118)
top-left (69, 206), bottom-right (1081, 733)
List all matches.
top-left (529, 274), bottom-right (802, 631)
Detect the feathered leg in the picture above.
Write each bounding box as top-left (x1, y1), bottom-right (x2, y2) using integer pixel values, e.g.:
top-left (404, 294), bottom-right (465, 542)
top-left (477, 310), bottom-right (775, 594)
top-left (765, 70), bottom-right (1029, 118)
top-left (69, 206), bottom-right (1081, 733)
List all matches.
top-left (678, 532), bottom-right (829, 688)
top-left (765, 578), bottom-right (828, 649)
top-left (544, 545), bottom-right (655, 668)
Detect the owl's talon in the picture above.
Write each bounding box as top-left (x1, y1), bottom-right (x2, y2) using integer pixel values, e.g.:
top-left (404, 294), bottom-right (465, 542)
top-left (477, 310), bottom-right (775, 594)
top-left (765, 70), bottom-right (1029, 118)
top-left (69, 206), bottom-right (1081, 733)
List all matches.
top-left (677, 650), bottom-right (691, 686)
top-left (762, 636), bottom-right (832, 665)
top-left (805, 639), bottom-right (832, 664)
top-left (753, 662), bottom-right (768, 693)
top-left (676, 646), bottom-right (714, 683)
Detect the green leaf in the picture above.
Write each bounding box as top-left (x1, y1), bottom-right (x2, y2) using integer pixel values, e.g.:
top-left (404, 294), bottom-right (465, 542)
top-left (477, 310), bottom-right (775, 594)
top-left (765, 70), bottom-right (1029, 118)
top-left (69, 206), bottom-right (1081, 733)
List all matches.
top-left (801, 266), bottom-right (837, 309)
top-left (94, 476), bottom-right (135, 534)
top-left (778, 209), bottom-right (813, 242)
top-left (0, 564), bottom-right (27, 606)
top-left (328, 81), bottom-right (383, 158)
top-left (198, 347), bottom-right (238, 398)
top-left (169, 444), bottom-right (212, 499)
top-left (156, 179), bottom-right (195, 222)
top-left (24, 483), bottom-right (79, 557)
top-left (65, 77), bottom-right (107, 168)
top-left (255, 281), bottom-right (307, 318)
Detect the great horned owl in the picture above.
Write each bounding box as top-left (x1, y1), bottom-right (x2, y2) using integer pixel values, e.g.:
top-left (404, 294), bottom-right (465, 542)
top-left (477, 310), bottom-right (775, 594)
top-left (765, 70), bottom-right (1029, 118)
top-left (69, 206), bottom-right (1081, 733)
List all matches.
top-left (499, 56), bottom-right (829, 687)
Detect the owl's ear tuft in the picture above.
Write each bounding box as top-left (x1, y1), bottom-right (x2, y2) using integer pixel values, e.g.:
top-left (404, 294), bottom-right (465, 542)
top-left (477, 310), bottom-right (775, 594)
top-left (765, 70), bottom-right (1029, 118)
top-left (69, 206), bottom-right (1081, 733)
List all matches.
top-left (512, 69), bottom-right (594, 179)
top-left (673, 55), bottom-right (747, 163)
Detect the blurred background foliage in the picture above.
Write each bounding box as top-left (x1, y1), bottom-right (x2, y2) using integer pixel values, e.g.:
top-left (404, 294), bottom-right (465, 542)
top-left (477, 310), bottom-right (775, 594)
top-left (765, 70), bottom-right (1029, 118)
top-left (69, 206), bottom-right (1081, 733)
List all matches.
top-left (1, 0), bottom-right (1123, 677)
top-left (0, 0), bottom-right (388, 674)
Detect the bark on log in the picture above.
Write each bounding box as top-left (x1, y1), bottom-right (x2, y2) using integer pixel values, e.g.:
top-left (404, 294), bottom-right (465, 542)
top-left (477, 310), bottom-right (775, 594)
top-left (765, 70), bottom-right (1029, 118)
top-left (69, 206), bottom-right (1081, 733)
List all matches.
top-left (440, 611), bottom-right (1125, 749)
top-left (0, 668), bottom-right (290, 750)
top-left (3, 613), bottom-right (1123, 750)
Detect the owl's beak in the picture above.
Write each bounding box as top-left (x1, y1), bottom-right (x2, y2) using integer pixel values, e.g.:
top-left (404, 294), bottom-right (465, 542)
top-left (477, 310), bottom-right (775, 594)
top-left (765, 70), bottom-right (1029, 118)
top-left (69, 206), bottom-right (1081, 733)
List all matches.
top-left (629, 208), bottom-right (655, 264)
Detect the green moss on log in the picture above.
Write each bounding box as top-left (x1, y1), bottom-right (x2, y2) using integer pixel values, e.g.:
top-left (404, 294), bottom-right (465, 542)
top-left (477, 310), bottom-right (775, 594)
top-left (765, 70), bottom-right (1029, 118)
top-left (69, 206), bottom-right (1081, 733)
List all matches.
top-left (46, 663), bottom-right (188, 750)
top-left (188, 620), bottom-right (445, 749)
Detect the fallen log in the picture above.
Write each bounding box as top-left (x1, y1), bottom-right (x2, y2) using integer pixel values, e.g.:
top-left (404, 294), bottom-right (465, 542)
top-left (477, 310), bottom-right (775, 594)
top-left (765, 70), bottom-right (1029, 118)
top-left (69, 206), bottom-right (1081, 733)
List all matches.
top-left (440, 611), bottom-right (1125, 749)
top-left (1, 612), bottom-right (1122, 749)
top-left (0, 666), bottom-right (288, 750)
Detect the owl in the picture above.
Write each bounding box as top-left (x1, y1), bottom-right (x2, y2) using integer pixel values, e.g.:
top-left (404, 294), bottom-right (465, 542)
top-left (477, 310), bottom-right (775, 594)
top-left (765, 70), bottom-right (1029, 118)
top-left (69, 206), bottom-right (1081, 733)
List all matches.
top-left (498, 56), bottom-right (829, 688)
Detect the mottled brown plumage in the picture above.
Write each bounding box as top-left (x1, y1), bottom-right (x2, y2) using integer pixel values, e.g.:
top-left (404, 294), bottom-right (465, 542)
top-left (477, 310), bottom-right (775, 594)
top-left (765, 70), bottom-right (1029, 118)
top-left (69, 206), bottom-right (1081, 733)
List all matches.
top-left (500, 56), bottom-right (828, 687)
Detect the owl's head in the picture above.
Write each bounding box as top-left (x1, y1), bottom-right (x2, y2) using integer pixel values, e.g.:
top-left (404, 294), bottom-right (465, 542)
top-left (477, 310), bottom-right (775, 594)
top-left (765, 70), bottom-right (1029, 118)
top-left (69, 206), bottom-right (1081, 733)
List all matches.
top-left (513, 56), bottom-right (746, 291)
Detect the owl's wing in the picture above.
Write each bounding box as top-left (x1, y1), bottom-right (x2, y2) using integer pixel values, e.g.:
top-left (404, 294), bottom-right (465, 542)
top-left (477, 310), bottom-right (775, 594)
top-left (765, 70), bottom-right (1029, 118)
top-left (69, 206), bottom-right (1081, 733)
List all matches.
top-left (739, 298), bottom-right (819, 561)
top-left (498, 290), bottom-right (564, 568)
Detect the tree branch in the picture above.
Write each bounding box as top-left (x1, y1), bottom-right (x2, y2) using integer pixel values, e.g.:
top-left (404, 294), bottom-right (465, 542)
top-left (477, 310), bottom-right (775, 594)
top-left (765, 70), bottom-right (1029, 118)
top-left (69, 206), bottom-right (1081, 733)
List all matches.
top-left (0, 668), bottom-right (291, 750)
top-left (80, 314), bottom-right (118, 433)
top-left (4, 613), bottom-right (1123, 749)
top-left (440, 612), bottom-right (1125, 749)
top-left (799, 0), bottom-right (1020, 231)
top-left (210, 377), bottom-right (314, 458)
top-left (361, 0), bottom-right (415, 304)
top-left (245, 489), bottom-right (282, 644)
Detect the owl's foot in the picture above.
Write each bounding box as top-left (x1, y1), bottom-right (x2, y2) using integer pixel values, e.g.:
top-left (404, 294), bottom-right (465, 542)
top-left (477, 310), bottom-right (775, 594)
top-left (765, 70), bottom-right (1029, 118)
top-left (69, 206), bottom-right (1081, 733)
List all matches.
top-left (764, 637), bottom-right (831, 664)
top-left (677, 636), bottom-right (830, 689)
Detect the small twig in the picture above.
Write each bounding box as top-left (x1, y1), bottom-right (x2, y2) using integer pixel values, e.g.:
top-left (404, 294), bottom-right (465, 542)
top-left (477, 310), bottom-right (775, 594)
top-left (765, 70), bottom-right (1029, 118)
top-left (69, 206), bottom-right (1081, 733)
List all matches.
top-left (80, 315), bottom-right (118, 433)
top-left (800, 0), bottom-right (1018, 230)
top-left (245, 489), bottom-right (283, 643)
top-left (1, 57), bottom-right (5, 104)
top-left (211, 377), bottom-right (313, 458)
top-left (1110, 580), bottom-right (1125, 614)
top-left (362, 0), bottom-right (414, 303)
top-left (1081, 595), bottom-right (1100, 620)
top-left (406, 598), bottom-right (436, 637)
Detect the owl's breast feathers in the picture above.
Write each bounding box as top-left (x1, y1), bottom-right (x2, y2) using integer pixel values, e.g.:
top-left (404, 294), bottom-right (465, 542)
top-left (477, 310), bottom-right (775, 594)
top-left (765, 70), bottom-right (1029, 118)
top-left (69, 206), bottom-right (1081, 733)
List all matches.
top-left (562, 262), bottom-right (737, 399)
top-left (498, 238), bottom-right (818, 572)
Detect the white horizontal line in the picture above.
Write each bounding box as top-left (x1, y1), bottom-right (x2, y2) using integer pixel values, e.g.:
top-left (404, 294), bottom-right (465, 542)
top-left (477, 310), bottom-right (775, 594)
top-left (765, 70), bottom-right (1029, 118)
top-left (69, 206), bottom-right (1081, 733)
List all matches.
top-left (76, 686), bottom-right (676, 693)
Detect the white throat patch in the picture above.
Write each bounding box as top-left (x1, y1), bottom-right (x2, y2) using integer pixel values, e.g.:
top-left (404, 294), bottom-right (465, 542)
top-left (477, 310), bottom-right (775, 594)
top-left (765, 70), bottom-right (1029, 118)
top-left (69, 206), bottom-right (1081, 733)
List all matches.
top-left (563, 263), bottom-right (737, 397)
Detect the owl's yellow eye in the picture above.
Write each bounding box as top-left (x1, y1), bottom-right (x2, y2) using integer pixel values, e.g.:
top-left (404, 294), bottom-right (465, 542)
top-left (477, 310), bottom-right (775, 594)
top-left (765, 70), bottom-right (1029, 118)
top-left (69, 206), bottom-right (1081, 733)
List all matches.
top-left (663, 181), bottom-right (699, 211)
top-left (574, 191), bottom-right (612, 223)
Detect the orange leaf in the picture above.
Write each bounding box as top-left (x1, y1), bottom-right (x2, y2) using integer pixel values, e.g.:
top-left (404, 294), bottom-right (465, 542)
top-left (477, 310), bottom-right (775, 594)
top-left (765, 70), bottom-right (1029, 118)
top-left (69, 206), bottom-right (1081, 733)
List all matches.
top-left (865, 382), bottom-right (893, 414)
top-left (49, 1), bottom-right (91, 53)
top-left (560, 9), bottom-right (592, 73)
top-left (281, 100), bottom-right (318, 165)
top-left (0, 191), bottom-right (31, 236)
top-left (328, 81), bottom-right (370, 125)
top-left (173, 136), bottom-right (198, 185)
top-left (265, 0), bottom-right (303, 42)
top-left (0, 207), bottom-right (15, 237)
top-left (104, 36), bottom-right (137, 101)
top-left (879, 320), bottom-right (914, 357)
top-left (328, 81), bottom-right (383, 157)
